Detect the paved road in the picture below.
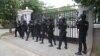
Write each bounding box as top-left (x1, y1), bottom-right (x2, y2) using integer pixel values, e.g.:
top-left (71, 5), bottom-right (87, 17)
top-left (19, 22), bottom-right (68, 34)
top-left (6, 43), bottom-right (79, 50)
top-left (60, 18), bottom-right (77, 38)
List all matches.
top-left (0, 40), bottom-right (39, 56)
top-left (1, 35), bottom-right (88, 56)
top-left (0, 29), bottom-right (39, 56)
top-left (0, 29), bottom-right (91, 56)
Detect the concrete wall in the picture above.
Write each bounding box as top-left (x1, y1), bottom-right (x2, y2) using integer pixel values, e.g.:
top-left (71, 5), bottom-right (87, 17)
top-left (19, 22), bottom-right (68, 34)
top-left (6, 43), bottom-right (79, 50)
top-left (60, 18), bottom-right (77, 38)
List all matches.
top-left (94, 28), bottom-right (100, 45)
top-left (93, 24), bottom-right (100, 56)
top-left (94, 24), bottom-right (100, 45)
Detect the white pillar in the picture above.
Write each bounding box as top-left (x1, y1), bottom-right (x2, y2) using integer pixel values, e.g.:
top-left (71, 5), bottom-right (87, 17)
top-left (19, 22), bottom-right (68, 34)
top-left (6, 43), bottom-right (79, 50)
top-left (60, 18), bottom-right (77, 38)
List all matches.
top-left (17, 7), bottom-right (33, 24)
top-left (87, 10), bottom-right (94, 56)
top-left (17, 14), bottom-right (22, 22)
top-left (26, 13), bottom-right (31, 24)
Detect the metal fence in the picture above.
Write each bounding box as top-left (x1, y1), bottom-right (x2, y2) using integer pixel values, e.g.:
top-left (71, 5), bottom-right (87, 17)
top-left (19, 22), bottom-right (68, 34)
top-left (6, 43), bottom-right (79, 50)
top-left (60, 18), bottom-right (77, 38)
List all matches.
top-left (31, 10), bottom-right (79, 38)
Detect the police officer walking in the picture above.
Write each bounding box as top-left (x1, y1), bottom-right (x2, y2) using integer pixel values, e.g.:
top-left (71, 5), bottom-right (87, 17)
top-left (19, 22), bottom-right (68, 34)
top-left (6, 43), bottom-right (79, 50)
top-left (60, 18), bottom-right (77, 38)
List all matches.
top-left (21, 20), bottom-right (28, 39)
top-left (40, 19), bottom-right (47, 44)
top-left (26, 20), bottom-right (34, 41)
top-left (35, 20), bottom-right (41, 42)
top-left (15, 21), bottom-right (21, 37)
top-left (57, 18), bottom-right (67, 50)
top-left (75, 11), bottom-right (89, 55)
top-left (47, 18), bottom-right (56, 47)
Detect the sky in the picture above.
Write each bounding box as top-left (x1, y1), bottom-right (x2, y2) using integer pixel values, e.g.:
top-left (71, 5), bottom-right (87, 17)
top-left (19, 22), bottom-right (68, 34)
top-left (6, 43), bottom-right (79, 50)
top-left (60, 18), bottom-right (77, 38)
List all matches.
top-left (40, 0), bottom-right (77, 8)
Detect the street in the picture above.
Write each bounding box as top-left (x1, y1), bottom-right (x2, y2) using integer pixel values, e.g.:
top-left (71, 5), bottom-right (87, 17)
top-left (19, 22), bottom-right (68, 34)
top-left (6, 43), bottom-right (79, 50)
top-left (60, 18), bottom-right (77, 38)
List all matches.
top-left (0, 29), bottom-right (91, 56)
top-left (0, 29), bottom-right (39, 56)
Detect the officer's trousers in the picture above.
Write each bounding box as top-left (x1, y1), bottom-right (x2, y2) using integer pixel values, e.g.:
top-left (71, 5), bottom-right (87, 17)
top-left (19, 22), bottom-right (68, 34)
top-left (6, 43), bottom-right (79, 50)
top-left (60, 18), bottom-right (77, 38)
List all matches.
top-left (78, 33), bottom-right (87, 52)
top-left (48, 33), bottom-right (56, 45)
top-left (35, 32), bottom-right (40, 41)
top-left (21, 29), bottom-right (27, 39)
top-left (26, 30), bottom-right (34, 40)
top-left (41, 32), bottom-right (45, 43)
top-left (58, 37), bottom-right (67, 48)
top-left (15, 28), bottom-right (21, 37)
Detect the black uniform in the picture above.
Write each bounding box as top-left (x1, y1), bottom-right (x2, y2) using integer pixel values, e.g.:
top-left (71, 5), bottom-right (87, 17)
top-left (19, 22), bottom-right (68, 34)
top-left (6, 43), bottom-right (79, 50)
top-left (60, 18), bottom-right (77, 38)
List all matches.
top-left (47, 19), bottom-right (56, 47)
top-left (39, 23), bottom-right (42, 41)
top-left (57, 18), bottom-right (67, 49)
top-left (77, 20), bottom-right (88, 53)
top-left (40, 21), bottom-right (47, 44)
top-left (21, 21), bottom-right (28, 39)
top-left (35, 21), bottom-right (41, 42)
top-left (44, 19), bottom-right (48, 34)
top-left (75, 12), bottom-right (89, 55)
top-left (15, 21), bottom-right (21, 37)
top-left (26, 21), bottom-right (34, 41)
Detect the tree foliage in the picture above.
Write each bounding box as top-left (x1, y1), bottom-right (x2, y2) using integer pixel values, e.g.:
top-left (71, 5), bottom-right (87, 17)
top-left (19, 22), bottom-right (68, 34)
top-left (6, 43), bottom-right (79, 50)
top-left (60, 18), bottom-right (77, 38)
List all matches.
top-left (20, 0), bottom-right (44, 12)
top-left (74, 0), bottom-right (95, 6)
top-left (0, 0), bottom-right (17, 20)
top-left (0, 0), bottom-right (44, 20)
top-left (74, 0), bottom-right (100, 22)
top-left (0, 0), bottom-right (44, 32)
top-left (0, 0), bottom-right (18, 32)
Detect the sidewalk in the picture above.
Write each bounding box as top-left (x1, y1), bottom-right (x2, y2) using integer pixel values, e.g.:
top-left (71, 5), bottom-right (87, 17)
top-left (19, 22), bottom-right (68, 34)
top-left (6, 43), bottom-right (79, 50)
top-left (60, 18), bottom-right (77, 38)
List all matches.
top-left (0, 29), bottom-right (39, 56)
top-left (1, 35), bottom-right (89, 56)
top-left (0, 40), bottom-right (39, 56)
top-left (0, 29), bottom-right (92, 56)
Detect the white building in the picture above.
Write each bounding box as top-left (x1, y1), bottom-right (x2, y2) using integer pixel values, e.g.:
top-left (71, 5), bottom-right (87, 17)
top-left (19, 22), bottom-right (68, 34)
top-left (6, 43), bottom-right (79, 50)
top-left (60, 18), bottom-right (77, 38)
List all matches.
top-left (17, 7), bottom-right (33, 24)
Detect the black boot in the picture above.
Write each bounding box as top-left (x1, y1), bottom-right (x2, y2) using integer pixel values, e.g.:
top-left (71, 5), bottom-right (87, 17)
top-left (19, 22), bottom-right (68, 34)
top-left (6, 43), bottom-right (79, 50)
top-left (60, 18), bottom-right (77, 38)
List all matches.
top-left (82, 51), bottom-right (87, 54)
top-left (64, 46), bottom-right (67, 49)
top-left (75, 52), bottom-right (82, 55)
top-left (57, 47), bottom-right (61, 50)
top-left (49, 45), bottom-right (53, 47)
top-left (54, 42), bottom-right (56, 45)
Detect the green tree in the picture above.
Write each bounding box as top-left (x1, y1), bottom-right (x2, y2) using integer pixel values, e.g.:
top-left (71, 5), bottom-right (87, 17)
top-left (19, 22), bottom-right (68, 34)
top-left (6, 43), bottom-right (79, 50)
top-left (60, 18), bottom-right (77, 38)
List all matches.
top-left (0, 0), bottom-right (17, 33)
top-left (20, 0), bottom-right (44, 12)
top-left (74, 0), bottom-right (100, 22)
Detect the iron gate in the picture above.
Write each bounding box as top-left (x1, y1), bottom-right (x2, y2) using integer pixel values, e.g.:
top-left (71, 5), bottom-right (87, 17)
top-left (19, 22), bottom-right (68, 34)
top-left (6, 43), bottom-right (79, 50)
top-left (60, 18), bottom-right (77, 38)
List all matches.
top-left (31, 10), bottom-right (79, 39)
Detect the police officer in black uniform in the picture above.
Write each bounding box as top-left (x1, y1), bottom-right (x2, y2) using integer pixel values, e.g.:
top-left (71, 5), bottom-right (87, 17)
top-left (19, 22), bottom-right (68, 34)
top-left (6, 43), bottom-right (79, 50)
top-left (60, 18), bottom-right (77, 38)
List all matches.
top-left (40, 19), bottom-right (47, 44)
top-left (26, 20), bottom-right (34, 41)
top-left (57, 18), bottom-right (67, 50)
top-left (21, 20), bottom-right (28, 39)
top-left (75, 11), bottom-right (89, 55)
top-left (35, 20), bottom-right (41, 42)
top-left (15, 21), bottom-right (21, 37)
top-left (44, 19), bottom-right (48, 38)
top-left (47, 18), bottom-right (56, 47)
top-left (39, 21), bottom-right (42, 41)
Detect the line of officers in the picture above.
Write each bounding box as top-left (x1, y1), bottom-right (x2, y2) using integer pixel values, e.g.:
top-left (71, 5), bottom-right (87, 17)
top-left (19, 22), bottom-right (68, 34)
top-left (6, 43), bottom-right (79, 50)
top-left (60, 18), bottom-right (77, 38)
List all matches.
top-left (15, 18), bottom-right (67, 49)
